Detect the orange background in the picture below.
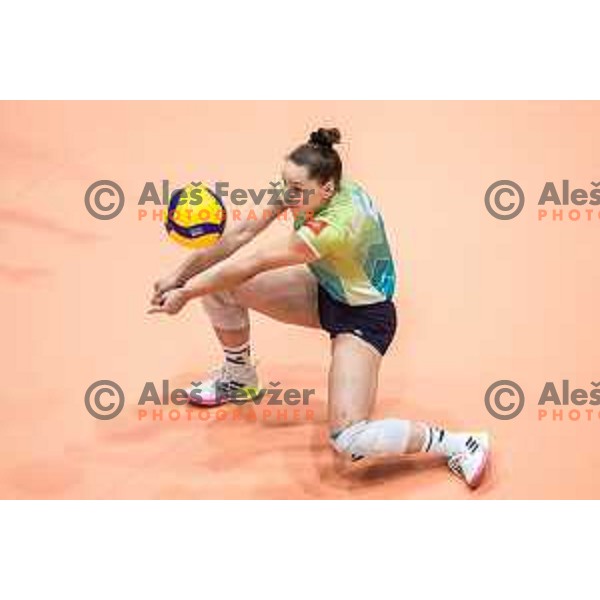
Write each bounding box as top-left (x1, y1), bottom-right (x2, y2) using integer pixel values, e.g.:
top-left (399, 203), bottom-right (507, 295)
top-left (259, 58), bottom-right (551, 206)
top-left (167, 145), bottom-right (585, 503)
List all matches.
top-left (1, 101), bottom-right (598, 499)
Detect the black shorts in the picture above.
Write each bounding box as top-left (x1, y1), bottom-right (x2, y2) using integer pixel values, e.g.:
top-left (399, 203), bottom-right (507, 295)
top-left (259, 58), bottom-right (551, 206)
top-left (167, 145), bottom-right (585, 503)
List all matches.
top-left (317, 285), bottom-right (397, 356)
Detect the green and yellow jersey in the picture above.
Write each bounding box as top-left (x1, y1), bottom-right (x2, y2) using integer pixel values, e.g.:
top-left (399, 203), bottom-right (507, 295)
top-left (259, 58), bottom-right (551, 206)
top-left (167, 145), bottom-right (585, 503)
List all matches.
top-left (293, 180), bottom-right (396, 306)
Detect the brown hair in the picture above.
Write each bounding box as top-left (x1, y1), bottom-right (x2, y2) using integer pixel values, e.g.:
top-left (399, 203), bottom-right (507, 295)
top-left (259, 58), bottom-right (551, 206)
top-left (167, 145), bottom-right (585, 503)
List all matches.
top-left (287, 128), bottom-right (342, 190)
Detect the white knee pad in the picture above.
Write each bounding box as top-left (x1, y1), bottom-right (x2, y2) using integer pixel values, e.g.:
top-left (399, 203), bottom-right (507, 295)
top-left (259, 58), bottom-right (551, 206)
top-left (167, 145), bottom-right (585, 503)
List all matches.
top-left (330, 419), bottom-right (412, 461)
top-left (202, 291), bottom-right (249, 331)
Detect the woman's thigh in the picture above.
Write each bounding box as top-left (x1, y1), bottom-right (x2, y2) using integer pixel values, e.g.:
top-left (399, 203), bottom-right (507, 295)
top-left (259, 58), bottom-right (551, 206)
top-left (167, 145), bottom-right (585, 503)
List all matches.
top-left (327, 333), bottom-right (382, 431)
top-left (232, 265), bottom-right (321, 329)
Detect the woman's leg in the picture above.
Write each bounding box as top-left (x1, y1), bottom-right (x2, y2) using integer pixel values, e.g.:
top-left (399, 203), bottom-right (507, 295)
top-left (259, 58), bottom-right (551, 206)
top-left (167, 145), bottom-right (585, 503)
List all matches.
top-left (201, 264), bottom-right (320, 345)
top-left (327, 333), bottom-right (426, 455)
top-left (190, 266), bottom-right (320, 405)
top-left (232, 265), bottom-right (320, 327)
top-left (327, 333), bottom-right (490, 487)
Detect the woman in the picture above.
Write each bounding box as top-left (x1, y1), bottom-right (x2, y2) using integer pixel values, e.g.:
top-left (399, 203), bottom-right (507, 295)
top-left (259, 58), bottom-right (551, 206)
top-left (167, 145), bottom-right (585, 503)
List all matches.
top-left (149, 128), bottom-right (489, 488)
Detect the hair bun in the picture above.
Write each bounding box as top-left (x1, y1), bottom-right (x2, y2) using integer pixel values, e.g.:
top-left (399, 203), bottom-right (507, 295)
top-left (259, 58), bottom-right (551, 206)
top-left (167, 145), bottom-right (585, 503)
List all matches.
top-left (309, 127), bottom-right (341, 149)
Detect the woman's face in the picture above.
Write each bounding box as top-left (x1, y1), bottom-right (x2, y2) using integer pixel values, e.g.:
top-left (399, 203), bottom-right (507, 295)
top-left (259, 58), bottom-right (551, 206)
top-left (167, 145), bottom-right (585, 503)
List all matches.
top-left (281, 160), bottom-right (335, 217)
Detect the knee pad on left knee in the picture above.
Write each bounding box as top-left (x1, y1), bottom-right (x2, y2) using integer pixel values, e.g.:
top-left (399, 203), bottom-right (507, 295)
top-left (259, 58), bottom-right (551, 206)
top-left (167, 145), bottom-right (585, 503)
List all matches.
top-left (330, 421), bottom-right (370, 462)
top-left (330, 419), bottom-right (411, 461)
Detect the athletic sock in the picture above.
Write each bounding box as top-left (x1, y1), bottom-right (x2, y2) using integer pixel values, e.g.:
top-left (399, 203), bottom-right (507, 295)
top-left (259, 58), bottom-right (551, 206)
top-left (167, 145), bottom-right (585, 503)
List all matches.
top-left (223, 342), bottom-right (252, 367)
top-left (221, 343), bottom-right (257, 386)
top-left (420, 425), bottom-right (473, 457)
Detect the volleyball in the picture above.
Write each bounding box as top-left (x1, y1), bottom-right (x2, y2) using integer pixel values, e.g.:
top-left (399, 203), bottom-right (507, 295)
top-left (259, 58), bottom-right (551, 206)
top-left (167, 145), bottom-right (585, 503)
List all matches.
top-left (165, 183), bottom-right (227, 249)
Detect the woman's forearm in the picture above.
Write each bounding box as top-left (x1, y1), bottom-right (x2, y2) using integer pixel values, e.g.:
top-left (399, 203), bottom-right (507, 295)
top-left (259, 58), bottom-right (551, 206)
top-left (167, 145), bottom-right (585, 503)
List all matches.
top-left (173, 228), bottom-right (252, 285)
top-left (172, 204), bottom-right (288, 285)
top-left (183, 254), bottom-right (258, 299)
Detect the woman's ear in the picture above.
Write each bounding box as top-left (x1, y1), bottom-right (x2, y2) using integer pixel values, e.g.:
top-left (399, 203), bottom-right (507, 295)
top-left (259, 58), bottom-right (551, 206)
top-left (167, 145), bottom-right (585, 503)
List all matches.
top-left (322, 180), bottom-right (335, 199)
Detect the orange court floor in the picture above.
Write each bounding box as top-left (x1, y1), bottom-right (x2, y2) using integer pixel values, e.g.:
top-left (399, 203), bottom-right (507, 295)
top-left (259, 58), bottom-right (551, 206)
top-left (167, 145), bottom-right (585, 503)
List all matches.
top-left (1, 101), bottom-right (599, 499)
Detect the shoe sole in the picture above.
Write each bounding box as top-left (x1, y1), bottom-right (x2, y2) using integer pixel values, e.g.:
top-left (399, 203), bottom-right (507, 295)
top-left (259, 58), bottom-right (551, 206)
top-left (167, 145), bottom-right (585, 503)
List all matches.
top-left (187, 386), bottom-right (260, 408)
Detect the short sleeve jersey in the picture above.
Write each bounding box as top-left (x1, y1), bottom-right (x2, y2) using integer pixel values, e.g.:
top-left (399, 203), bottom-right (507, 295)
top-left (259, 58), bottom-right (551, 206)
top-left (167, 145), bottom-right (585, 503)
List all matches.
top-left (294, 180), bottom-right (396, 306)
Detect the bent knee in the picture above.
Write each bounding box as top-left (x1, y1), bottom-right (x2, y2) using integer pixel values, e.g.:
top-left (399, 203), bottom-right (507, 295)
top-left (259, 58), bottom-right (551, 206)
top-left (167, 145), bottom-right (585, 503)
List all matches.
top-left (329, 418), bottom-right (411, 460)
top-left (329, 420), bottom-right (370, 462)
top-left (201, 291), bottom-right (249, 330)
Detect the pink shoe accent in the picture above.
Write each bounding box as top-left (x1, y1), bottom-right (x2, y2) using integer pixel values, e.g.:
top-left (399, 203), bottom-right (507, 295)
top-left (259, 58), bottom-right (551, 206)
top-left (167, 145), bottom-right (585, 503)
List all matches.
top-left (468, 448), bottom-right (489, 489)
top-left (188, 391), bottom-right (226, 407)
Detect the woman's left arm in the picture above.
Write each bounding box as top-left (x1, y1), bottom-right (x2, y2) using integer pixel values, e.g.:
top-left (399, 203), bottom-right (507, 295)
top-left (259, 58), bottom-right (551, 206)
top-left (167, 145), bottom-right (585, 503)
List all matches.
top-left (148, 232), bottom-right (316, 315)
